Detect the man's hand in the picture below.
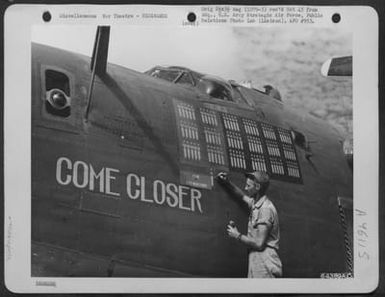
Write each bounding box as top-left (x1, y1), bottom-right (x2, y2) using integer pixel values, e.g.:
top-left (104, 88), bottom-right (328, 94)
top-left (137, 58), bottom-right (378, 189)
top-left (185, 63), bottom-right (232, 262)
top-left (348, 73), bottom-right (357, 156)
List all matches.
top-left (227, 221), bottom-right (241, 239)
top-left (215, 172), bottom-right (228, 183)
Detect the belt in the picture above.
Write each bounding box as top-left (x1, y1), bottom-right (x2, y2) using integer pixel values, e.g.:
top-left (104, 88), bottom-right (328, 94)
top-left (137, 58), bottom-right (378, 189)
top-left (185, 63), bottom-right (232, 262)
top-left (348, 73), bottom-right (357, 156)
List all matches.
top-left (247, 245), bottom-right (278, 253)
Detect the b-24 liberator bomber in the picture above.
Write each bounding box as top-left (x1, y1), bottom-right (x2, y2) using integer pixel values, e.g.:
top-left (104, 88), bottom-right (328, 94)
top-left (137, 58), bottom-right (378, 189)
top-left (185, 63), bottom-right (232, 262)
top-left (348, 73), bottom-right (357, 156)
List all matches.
top-left (32, 26), bottom-right (353, 277)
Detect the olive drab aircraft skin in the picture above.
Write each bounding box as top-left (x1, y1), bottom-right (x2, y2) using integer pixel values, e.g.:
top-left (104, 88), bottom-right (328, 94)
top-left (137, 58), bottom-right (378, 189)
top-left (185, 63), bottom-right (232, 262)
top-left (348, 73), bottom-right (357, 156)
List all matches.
top-left (31, 27), bottom-right (353, 277)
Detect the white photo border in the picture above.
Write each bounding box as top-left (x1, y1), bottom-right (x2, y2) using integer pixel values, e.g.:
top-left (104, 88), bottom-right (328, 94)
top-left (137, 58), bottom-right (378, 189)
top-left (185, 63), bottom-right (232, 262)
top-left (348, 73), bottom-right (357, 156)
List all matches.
top-left (4, 4), bottom-right (379, 293)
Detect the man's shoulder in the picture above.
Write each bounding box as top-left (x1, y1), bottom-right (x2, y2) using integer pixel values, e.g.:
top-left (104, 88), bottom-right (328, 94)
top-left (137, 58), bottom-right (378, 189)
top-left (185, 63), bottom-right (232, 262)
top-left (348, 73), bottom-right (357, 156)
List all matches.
top-left (261, 196), bottom-right (278, 212)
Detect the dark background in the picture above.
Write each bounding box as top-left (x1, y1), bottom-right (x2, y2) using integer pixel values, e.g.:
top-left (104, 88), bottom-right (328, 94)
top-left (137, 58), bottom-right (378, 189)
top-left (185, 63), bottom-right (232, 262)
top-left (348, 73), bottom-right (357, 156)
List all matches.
top-left (1, 0), bottom-right (384, 296)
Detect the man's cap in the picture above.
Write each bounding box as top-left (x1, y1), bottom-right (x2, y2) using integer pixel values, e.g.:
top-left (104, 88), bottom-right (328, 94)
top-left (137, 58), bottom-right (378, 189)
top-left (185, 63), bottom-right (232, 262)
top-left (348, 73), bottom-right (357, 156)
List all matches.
top-left (244, 171), bottom-right (270, 184)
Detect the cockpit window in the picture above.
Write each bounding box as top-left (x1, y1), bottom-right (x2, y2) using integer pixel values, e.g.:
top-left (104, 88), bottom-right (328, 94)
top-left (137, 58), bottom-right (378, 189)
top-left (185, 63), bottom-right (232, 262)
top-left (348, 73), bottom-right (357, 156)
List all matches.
top-left (150, 69), bottom-right (180, 82)
top-left (146, 66), bottom-right (235, 101)
top-left (175, 72), bottom-right (194, 86)
top-left (148, 68), bottom-right (195, 87)
top-left (232, 86), bottom-right (249, 105)
top-left (196, 75), bottom-right (234, 101)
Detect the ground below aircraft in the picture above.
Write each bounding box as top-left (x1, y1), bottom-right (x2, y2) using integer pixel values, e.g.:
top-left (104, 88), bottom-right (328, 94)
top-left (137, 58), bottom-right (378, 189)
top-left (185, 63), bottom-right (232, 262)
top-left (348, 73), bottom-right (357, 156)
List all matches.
top-left (31, 26), bottom-right (353, 277)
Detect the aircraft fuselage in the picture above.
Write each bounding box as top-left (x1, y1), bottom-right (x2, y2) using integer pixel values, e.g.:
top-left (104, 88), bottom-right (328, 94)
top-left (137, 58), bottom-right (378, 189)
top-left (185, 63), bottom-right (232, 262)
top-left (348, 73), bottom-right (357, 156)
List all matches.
top-left (31, 43), bottom-right (353, 277)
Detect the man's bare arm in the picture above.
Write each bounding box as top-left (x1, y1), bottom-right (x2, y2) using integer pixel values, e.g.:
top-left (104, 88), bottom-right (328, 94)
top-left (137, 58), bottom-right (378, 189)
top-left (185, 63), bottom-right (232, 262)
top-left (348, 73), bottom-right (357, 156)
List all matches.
top-left (227, 223), bottom-right (269, 251)
top-left (216, 172), bottom-right (251, 206)
top-left (240, 224), bottom-right (269, 251)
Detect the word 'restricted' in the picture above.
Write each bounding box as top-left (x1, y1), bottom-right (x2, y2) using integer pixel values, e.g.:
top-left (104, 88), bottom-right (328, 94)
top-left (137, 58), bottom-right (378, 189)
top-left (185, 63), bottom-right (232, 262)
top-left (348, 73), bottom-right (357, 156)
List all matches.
top-left (55, 157), bottom-right (203, 213)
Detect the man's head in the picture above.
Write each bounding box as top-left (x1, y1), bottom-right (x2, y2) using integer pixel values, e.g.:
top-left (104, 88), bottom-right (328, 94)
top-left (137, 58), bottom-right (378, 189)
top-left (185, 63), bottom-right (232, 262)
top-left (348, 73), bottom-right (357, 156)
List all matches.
top-left (244, 171), bottom-right (270, 198)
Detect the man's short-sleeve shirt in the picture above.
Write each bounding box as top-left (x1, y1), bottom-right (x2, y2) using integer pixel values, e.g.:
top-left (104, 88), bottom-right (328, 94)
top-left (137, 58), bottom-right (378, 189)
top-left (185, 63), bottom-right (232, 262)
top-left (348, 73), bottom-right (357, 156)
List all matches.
top-left (244, 195), bottom-right (282, 277)
top-left (246, 195), bottom-right (280, 250)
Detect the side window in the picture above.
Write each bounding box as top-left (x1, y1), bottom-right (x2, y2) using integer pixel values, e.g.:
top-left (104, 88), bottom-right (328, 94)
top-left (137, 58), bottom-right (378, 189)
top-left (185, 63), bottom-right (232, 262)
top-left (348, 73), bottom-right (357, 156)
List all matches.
top-left (291, 130), bottom-right (312, 156)
top-left (46, 70), bottom-right (70, 96)
top-left (44, 69), bottom-right (71, 117)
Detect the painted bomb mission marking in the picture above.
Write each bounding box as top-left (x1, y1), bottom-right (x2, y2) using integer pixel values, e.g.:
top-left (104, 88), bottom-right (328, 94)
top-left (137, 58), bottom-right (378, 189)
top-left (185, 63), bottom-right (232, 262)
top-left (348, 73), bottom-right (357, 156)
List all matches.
top-left (56, 157), bottom-right (203, 213)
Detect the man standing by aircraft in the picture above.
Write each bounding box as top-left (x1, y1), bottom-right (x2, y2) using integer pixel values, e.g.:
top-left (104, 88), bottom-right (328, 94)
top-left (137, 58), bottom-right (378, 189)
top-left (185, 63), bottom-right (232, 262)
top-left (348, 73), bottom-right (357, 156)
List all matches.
top-left (216, 171), bottom-right (282, 278)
